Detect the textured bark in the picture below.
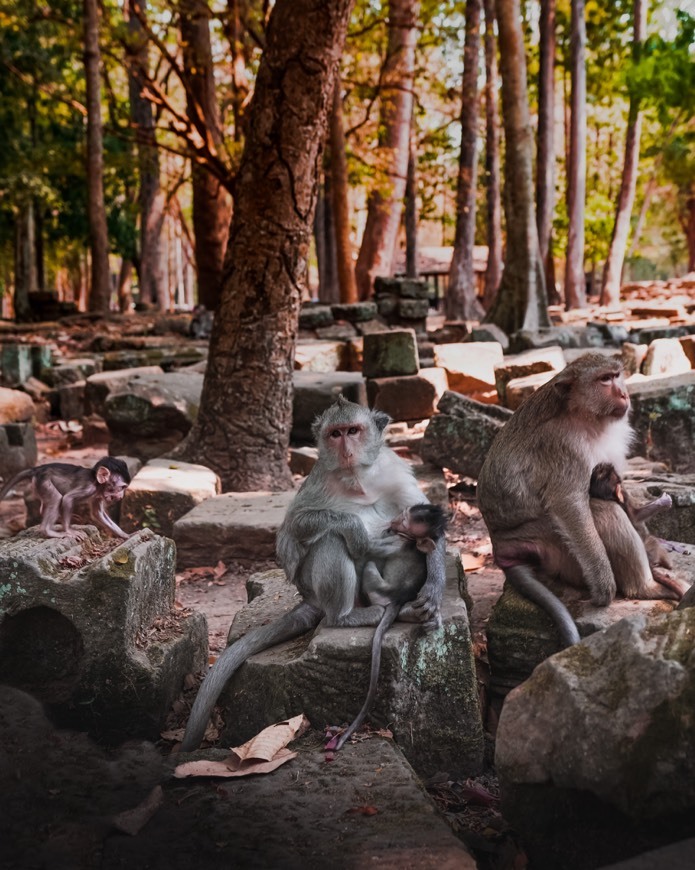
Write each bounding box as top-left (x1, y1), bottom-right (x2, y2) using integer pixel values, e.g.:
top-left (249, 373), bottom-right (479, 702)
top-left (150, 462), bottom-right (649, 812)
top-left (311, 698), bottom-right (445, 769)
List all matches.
top-left (483, 0), bottom-right (502, 309)
top-left (564, 0), bottom-right (587, 309)
top-left (315, 172), bottom-right (339, 303)
top-left (685, 191), bottom-right (695, 272)
top-left (13, 201), bottom-right (37, 321)
top-left (447, 0), bottom-right (484, 321)
top-left (329, 78), bottom-right (358, 302)
top-left (405, 136), bottom-right (418, 278)
top-left (485, 0), bottom-right (549, 334)
top-left (226, 0), bottom-right (250, 142)
top-left (355, 0), bottom-right (419, 299)
top-left (126, 0), bottom-right (166, 309)
top-left (600, 0), bottom-right (645, 307)
top-left (536, 0), bottom-right (556, 300)
top-left (117, 258), bottom-right (134, 313)
top-left (176, 0), bottom-right (354, 491)
top-left (181, 0), bottom-right (233, 310)
top-left (84, 0), bottom-right (111, 313)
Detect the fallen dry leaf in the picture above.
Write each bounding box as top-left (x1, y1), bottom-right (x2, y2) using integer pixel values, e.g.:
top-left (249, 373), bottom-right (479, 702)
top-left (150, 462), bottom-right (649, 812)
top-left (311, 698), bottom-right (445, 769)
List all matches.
top-left (346, 805), bottom-right (379, 816)
top-left (111, 785), bottom-right (163, 836)
top-left (460, 552), bottom-right (486, 573)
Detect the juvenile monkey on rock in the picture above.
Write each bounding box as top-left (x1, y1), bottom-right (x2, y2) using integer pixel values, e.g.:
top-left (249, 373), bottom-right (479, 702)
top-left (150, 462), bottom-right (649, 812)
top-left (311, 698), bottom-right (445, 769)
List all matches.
top-left (477, 353), bottom-right (689, 647)
top-left (0, 457), bottom-right (131, 540)
top-left (181, 397), bottom-right (447, 752)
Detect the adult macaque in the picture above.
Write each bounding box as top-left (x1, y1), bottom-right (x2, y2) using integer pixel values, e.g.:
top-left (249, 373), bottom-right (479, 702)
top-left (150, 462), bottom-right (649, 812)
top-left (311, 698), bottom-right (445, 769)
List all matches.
top-left (328, 503), bottom-right (448, 753)
top-left (477, 354), bottom-right (686, 648)
top-left (0, 457), bottom-right (131, 540)
top-left (181, 397), bottom-right (446, 752)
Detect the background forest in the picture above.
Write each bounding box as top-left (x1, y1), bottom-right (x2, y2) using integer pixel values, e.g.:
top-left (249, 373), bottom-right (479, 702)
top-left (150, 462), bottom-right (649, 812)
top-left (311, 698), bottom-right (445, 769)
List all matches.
top-left (0, 0), bottom-right (693, 324)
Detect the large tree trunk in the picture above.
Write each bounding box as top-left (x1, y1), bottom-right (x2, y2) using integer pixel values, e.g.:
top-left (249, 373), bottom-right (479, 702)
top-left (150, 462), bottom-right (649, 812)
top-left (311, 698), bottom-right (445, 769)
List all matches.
top-left (175, 0), bottom-right (354, 491)
top-left (485, 0), bottom-right (549, 334)
top-left (483, 0), bottom-right (502, 309)
top-left (564, 0), bottom-right (587, 309)
top-left (125, 0), bottom-right (165, 309)
top-left (354, 0), bottom-right (419, 300)
top-left (600, 0), bottom-right (646, 307)
top-left (536, 0), bottom-right (557, 302)
top-left (181, 0), bottom-right (233, 310)
top-left (329, 77), bottom-right (358, 303)
top-left (84, 0), bottom-right (111, 313)
top-left (446, 0), bottom-right (484, 321)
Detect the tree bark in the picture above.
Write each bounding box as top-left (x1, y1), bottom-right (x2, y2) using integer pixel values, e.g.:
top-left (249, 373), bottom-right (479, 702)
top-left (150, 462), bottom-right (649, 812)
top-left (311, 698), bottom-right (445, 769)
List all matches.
top-left (125, 0), bottom-right (166, 309)
top-left (181, 0), bottom-right (233, 310)
top-left (117, 258), bottom-right (134, 313)
top-left (405, 134), bottom-right (418, 278)
top-left (13, 201), bottom-right (37, 322)
top-left (354, 0), bottom-right (419, 300)
top-left (446, 0), bottom-right (484, 321)
top-left (84, 0), bottom-right (111, 313)
top-left (329, 77), bottom-right (358, 302)
top-left (483, 0), bottom-right (502, 309)
top-left (485, 0), bottom-right (549, 334)
top-left (600, 0), bottom-right (646, 307)
top-left (175, 0), bottom-right (354, 491)
top-left (315, 171), bottom-right (339, 303)
top-left (536, 0), bottom-right (557, 302)
top-left (564, 0), bottom-right (587, 309)
top-left (684, 189), bottom-right (695, 272)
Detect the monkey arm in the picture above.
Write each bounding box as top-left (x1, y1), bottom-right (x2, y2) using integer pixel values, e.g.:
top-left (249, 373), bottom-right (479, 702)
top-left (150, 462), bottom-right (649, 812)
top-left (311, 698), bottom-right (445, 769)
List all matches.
top-left (401, 535), bottom-right (446, 626)
top-left (290, 509), bottom-right (371, 557)
top-left (91, 503), bottom-right (129, 539)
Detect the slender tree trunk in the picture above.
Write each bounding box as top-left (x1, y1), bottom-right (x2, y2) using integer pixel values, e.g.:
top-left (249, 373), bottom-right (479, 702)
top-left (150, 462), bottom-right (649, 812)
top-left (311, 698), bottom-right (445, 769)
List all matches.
top-left (329, 77), bottom-right (358, 302)
top-left (447, 0), bottom-right (484, 321)
top-left (84, 0), bottom-right (111, 313)
top-left (354, 0), bottom-right (419, 299)
top-left (684, 190), bottom-right (695, 272)
top-left (600, 0), bottom-right (646, 306)
top-left (485, 0), bottom-right (549, 334)
top-left (181, 0), bottom-right (233, 310)
top-left (226, 0), bottom-right (250, 141)
top-left (117, 258), bottom-right (134, 313)
top-left (483, 0), bottom-right (502, 309)
top-left (176, 0), bottom-right (354, 491)
top-left (405, 135), bottom-right (418, 278)
top-left (627, 174), bottom-right (656, 259)
top-left (537, 0), bottom-right (557, 303)
top-left (316, 171), bottom-right (339, 303)
top-left (126, 0), bottom-right (165, 309)
top-left (13, 202), bottom-right (37, 321)
top-left (564, 0), bottom-right (587, 309)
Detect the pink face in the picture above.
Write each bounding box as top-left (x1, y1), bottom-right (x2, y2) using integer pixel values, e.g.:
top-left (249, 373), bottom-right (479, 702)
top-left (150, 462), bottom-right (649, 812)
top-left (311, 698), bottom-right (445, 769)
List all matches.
top-left (326, 423), bottom-right (365, 469)
top-left (104, 479), bottom-right (128, 503)
top-left (597, 369), bottom-right (630, 418)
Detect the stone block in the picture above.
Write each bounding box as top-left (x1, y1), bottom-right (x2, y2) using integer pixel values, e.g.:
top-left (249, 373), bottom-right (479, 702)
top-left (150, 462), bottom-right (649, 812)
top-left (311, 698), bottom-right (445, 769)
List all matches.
top-left (641, 337), bottom-right (692, 377)
top-left (0, 528), bottom-right (207, 740)
top-left (362, 329), bottom-right (419, 378)
top-left (397, 298), bottom-right (429, 320)
top-left (291, 370), bottom-right (367, 443)
top-left (85, 365), bottom-right (165, 416)
top-left (120, 458), bottom-right (221, 538)
top-left (288, 446), bottom-right (318, 476)
top-left (294, 340), bottom-right (348, 373)
top-left (219, 553), bottom-right (484, 779)
top-left (428, 320), bottom-right (470, 344)
top-left (493, 345), bottom-right (565, 405)
top-left (621, 341), bottom-right (648, 375)
top-left (30, 344), bottom-right (53, 377)
top-left (434, 341), bottom-right (504, 393)
top-left (469, 324), bottom-right (510, 350)
top-left (100, 347), bottom-right (206, 372)
top-left (622, 472), bottom-right (695, 544)
top-left (315, 322), bottom-right (358, 341)
top-left (1, 344), bottom-right (32, 387)
top-left (0, 387), bottom-right (35, 424)
top-left (374, 276), bottom-right (430, 299)
top-left (628, 371), bottom-right (695, 473)
top-left (58, 380), bottom-right (86, 421)
top-left (46, 358), bottom-right (100, 388)
top-left (367, 374), bottom-right (439, 422)
top-left (505, 370), bottom-right (556, 410)
top-left (298, 304), bottom-right (334, 330)
top-left (0, 422), bottom-right (37, 480)
top-left (172, 490), bottom-right (296, 568)
top-left (330, 302), bottom-right (378, 322)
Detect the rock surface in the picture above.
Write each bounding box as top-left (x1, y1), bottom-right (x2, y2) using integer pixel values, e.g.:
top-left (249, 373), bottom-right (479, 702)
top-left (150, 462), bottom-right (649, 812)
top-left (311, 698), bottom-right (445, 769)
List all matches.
top-left (628, 372), bottom-right (695, 473)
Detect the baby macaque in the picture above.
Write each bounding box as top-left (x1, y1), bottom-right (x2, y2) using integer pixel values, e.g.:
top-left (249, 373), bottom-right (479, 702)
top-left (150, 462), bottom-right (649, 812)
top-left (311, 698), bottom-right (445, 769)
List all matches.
top-left (0, 457), bottom-right (131, 540)
top-left (327, 503), bottom-right (448, 753)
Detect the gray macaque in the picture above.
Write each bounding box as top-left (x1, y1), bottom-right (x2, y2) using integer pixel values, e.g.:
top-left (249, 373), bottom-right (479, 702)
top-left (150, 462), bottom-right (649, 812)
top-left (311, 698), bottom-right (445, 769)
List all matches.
top-left (0, 457), bottom-right (131, 540)
top-left (477, 354), bottom-right (689, 647)
top-left (327, 503), bottom-right (448, 753)
top-left (180, 396), bottom-right (446, 752)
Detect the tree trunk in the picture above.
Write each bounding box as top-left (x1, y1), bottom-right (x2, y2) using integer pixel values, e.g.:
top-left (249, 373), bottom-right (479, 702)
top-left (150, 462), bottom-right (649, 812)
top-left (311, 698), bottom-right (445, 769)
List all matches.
top-left (226, 0), bottom-right (250, 141)
top-left (564, 0), bottom-right (587, 309)
top-left (446, 0), bottom-right (484, 321)
top-left (175, 0), bottom-right (354, 491)
top-left (13, 201), bottom-right (37, 322)
top-left (405, 135), bottom-right (418, 279)
top-left (684, 189), bottom-right (695, 272)
top-left (125, 0), bottom-right (165, 309)
top-left (316, 171), bottom-right (339, 303)
top-left (84, 0), bottom-right (111, 313)
top-left (117, 258), bottom-right (134, 313)
top-left (181, 0), bottom-right (233, 310)
top-left (483, 0), bottom-right (502, 309)
top-left (354, 0), bottom-right (419, 300)
top-left (329, 77), bottom-right (358, 302)
top-left (485, 0), bottom-right (549, 334)
top-left (536, 0), bottom-right (557, 302)
top-left (600, 0), bottom-right (646, 307)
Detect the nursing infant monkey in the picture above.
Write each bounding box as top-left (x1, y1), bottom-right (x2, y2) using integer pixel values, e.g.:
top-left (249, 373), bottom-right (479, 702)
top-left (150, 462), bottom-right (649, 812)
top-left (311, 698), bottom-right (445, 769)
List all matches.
top-left (478, 353), bottom-right (689, 646)
top-left (181, 397), bottom-right (446, 752)
top-left (0, 457), bottom-right (131, 540)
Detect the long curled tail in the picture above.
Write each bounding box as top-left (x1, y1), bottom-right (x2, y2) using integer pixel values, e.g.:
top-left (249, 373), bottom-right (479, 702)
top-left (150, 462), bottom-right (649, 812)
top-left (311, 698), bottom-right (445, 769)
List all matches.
top-left (330, 602), bottom-right (400, 753)
top-left (181, 601), bottom-right (323, 752)
top-left (0, 468), bottom-right (35, 503)
top-left (505, 565), bottom-right (580, 647)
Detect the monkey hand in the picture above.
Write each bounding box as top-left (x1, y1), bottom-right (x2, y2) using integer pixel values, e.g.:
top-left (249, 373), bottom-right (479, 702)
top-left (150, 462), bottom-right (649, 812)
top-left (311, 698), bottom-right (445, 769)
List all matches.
top-left (589, 566), bottom-right (617, 607)
top-left (406, 581), bottom-right (443, 626)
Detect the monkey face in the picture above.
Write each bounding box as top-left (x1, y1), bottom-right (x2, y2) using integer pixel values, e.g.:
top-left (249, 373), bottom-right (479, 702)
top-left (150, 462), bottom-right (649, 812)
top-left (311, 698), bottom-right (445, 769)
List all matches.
top-left (596, 369), bottom-right (630, 418)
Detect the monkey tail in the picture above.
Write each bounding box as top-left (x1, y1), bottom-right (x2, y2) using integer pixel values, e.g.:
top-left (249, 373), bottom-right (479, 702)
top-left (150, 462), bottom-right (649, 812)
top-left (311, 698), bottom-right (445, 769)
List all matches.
top-left (0, 468), bottom-right (35, 503)
top-left (505, 565), bottom-right (580, 647)
top-left (331, 602), bottom-right (400, 753)
top-left (181, 601), bottom-right (323, 752)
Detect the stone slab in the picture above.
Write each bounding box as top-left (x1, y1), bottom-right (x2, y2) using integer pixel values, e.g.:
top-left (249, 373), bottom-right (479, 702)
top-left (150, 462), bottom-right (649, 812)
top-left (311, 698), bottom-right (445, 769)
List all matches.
top-left (292, 369), bottom-right (367, 442)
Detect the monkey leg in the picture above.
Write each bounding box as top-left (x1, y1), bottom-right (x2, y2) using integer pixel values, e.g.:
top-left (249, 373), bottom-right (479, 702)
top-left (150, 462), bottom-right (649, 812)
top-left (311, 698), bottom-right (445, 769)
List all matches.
top-left (37, 484), bottom-right (64, 537)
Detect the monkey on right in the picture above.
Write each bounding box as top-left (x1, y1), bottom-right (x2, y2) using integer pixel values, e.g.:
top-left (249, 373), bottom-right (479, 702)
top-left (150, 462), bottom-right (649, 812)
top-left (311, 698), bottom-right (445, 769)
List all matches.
top-left (477, 353), bottom-right (690, 647)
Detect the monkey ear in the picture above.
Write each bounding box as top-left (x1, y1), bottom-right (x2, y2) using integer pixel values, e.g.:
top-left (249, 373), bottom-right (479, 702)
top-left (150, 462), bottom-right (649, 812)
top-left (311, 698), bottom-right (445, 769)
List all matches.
top-left (371, 410), bottom-right (391, 433)
top-left (96, 466), bottom-right (111, 485)
top-left (415, 537), bottom-right (436, 555)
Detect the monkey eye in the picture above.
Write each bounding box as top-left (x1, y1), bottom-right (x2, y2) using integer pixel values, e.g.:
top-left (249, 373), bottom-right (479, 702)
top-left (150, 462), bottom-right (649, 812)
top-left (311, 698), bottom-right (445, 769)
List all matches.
top-left (347, 426), bottom-right (359, 435)
top-left (598, 374), bottom-right (614, 384)
top-left (329, 429), bottom-right (342, 438)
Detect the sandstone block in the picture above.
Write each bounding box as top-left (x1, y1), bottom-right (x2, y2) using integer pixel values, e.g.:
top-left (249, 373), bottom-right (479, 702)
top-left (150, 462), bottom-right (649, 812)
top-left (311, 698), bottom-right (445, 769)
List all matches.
top-left (434, 341), bottom-right (504, 393)
top-left (298, 304), bottom-right (334, 330)
top-left (367, 374), bottom-right (439, 421)
top-left (294, 340), bottom-right (348, 372)
top-left (85, 365), bottom-right (165, 416)
top-left (291, 370), bottom-right (367, 442)
top-left (0, 422), bottom-right (37, 480)
top-left (362, 329), bottom-right (419, 378)
top-left (641, 337), bottom-right (692, 377)
top-left (628, 371), bottom-right (695, 473)
top-left (330, 302), bottom-right (378, 322)
top-left (0, 387), bottom-right (35, 424)
top-left (505, 370), bottom-right (556, 410)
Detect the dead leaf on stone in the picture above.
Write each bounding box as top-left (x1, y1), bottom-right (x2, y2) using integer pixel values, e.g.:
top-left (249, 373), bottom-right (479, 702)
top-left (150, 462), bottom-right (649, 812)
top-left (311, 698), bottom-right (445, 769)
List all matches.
top-left (346, 805), bottom-right (379, 816)
top-left (461, 552), bottom-right (486, 573)
top-left (173, 714), bottom-right (310, 779)
top-left (111, 785), bottom-right (163, 836)
top-left (113, 552), bottom-right (129, 565)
